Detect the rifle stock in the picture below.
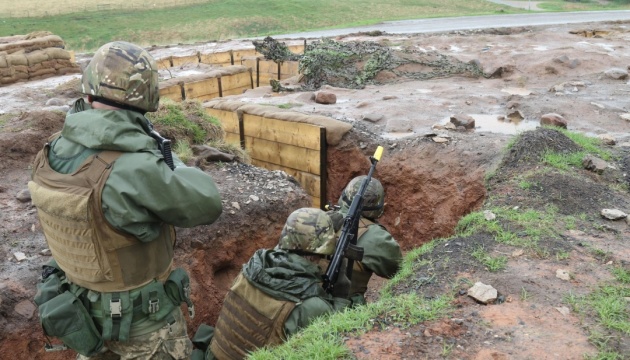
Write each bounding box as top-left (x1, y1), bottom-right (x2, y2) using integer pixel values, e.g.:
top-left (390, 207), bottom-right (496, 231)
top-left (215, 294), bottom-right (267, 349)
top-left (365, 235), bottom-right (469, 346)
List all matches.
top-left (323, 146), bottom-right (383, 294)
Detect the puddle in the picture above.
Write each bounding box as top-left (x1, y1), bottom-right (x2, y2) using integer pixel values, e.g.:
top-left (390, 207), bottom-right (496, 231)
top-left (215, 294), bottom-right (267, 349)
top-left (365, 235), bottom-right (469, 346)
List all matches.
top-left (501, 87), bottom-right (533, 96)
top-left (472, 114), bottom-right (538, 134)
top-left (441, 114), bottom-right (539, 135)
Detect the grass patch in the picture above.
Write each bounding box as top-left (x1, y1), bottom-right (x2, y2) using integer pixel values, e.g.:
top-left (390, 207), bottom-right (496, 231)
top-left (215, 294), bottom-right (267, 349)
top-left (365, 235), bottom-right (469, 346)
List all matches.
top-left (471, 246), bottom-right (508, 272)
top-left (173, 139), bottom-right (194, 164)
top-left (146, 99), bottom-right (223, 144)
top-left (564, 267), bottom-right (630, 359)
top-left (4, 1), bottom-right (629, 51)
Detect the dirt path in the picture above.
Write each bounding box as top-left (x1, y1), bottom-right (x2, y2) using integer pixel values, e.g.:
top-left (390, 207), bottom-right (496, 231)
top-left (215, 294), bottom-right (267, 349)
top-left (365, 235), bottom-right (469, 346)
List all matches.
top-left (486, 0), bottom-right (544, 11)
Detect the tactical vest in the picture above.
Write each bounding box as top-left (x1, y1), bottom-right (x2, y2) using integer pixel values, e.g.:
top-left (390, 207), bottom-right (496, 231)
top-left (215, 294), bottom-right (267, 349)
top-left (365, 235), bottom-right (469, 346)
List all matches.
top-left (322, 218), bottom-right (374, 297)
top-left (28, 142), bottom-right (174, 293)
top-left (210, 273), bottom-right (296, 360)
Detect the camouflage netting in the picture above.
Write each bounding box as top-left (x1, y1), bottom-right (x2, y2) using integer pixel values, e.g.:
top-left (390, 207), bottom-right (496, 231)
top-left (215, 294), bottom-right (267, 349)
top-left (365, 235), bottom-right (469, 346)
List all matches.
top-left (252, 36), bottom-right (302, 63)
top-left (0, 31), bottom-right (80, 86)
top-left (257, 37), bottom-right (489, 91)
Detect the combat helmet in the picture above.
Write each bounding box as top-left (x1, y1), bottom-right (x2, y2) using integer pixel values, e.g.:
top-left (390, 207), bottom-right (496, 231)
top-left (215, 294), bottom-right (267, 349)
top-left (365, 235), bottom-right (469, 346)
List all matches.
top-left (81, 41), bottom-right (159, 113)
top-left (340, 176), bottom-right (385, 219)
top-left (278, 208), bottom-right (336, 255)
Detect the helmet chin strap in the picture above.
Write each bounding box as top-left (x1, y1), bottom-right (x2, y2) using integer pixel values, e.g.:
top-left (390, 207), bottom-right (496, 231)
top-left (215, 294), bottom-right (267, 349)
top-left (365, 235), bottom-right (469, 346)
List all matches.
top-left (88, 95), bottom-right (147, 114)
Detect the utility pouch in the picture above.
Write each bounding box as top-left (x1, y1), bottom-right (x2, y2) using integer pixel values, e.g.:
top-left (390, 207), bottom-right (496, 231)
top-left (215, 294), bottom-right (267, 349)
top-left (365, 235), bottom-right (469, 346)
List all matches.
top-left (38, 291), bottom-right (103, 357)
top-left (34, 273), bottom-right (66, 306)
top-left (191, 324), bottom-right (215, 360)
top-left (140, 280), bottom-right (176, 322)
top-left (100, 291), bottom-right (132, 342)
top-left (165, 268), bottom-right (195, 318)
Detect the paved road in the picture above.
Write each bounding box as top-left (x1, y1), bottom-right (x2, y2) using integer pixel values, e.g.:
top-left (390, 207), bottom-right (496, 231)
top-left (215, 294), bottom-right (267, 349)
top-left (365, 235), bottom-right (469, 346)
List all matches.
top-left (273, 10), bottom-right (630, 39)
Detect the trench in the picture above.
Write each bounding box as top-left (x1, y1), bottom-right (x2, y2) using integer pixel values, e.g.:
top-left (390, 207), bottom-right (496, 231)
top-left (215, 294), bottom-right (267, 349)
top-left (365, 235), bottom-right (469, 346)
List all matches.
top-left (177, 127), bottom-right (491, 328)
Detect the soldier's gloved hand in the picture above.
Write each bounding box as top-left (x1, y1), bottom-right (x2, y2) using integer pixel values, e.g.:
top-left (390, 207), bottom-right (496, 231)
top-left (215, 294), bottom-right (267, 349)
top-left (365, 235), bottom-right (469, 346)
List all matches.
top-left (326, 210), bottom-right (344, 233)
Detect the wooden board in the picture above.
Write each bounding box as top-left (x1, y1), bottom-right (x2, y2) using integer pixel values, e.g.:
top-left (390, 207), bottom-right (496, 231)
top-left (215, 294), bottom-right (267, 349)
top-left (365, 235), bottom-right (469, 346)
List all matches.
top-left (240, 58), bottom-right (257, 70)
top-left (232, 49), bottom-right (258, 62)
top-left (243, 114), bottom-right (321, 150)
top-left (258, 60), bottom-right (278, 78)
top-left (184, 77), bottom-right (220, 100)
top-left (251, 158), bottom-right (321, 197)
top-left (222, 86), bottom-right (250, 97)
top-left (221, 72), bottom-right (251, 93)
top-left (171, 54), bottom-right (198, 68)
top-left (200, 52), bottom-right (232, 66)
top-left (257, 74), bottom-right (275, 87)
top-left (288, 45), bottom-right (305, 54)
top-left (224, 132), bottom-right (241, 146)
top-left (280, 61), bottom-right (299, 80)
top-left (311, 196), bottom-right (321, 209)
top-left (244, 136), bottom-right (320, 175)
top-left (205, 108), bottom-right (239, 133)
top-left (159, 84), bottom-right (183, 102)
top-left (156, 56), bottom-right (171, 69)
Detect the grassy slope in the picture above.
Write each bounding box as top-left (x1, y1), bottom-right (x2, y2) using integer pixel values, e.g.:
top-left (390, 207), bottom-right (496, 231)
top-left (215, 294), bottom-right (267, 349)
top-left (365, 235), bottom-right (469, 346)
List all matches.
top-left (1, 0), bottom-right (628, 52)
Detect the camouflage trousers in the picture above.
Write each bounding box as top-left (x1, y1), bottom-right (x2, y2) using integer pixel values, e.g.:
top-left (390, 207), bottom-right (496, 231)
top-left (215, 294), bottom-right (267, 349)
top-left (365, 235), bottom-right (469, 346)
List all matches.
top-left (77, 307), bottom-right (193, 360)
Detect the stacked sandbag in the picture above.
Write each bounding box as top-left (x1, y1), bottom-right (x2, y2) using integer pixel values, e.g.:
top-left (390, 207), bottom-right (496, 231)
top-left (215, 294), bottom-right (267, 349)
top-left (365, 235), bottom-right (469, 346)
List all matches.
top-left (0, 31), bottom-right (80, 85)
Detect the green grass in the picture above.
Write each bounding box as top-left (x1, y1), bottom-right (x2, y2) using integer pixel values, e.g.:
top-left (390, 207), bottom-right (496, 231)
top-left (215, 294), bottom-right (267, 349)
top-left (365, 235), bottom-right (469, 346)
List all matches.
top-left (2, 1), bottom-right (630, 52)
top-left (564, 267), bottom-right (630, 360)
top-left (471, 245), bottom-right (508, 272)
top-left (249, 238), bottom-right (452, 360)
top-left (173, 139), bottom-right (194, 163)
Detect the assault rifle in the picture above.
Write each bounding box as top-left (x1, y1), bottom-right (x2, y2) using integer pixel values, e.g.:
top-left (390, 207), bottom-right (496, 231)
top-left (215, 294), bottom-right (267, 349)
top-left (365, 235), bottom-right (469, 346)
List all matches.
top-left (323, 146), bottom-right (383, 294)
top-left (147, 120), bottom-right (175, 171)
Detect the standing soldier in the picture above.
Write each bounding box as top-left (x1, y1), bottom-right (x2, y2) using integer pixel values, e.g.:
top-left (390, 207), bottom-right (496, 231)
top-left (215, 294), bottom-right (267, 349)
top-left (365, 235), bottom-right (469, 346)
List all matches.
top-left (204, 208), bottom-right (350, 360)
top-left (30, 41), bottom-right (223, 359)
top-left (335, 176), bottom-right (402, 305)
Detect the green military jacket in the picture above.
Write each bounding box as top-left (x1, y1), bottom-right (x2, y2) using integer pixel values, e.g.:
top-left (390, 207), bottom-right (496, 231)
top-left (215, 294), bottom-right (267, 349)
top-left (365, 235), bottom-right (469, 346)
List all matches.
top-left (47, 99), bottom-right (223, 240)
top-left (242, 249), bottom-right (348, 336)
top-left (338, 203), bottom-right (402, 280)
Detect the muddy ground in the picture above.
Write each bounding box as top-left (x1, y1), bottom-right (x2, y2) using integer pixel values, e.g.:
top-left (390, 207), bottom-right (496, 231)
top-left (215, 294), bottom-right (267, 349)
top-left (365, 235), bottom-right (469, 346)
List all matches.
top-left (1, 20), bottom-right (630, 359)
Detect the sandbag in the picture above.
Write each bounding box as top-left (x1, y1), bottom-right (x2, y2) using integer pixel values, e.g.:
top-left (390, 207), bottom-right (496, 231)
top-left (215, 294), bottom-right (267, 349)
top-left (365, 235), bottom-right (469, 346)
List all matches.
top-left (6, 54), bottom-right (27, 66)
top-left (29, 67), bottom-right (56, 78)
top-left (44, 47), bottom-right (71, 60)
top-left (0, 55), bottom-right (7, 68)
top-left (26, 50), bottom-right (49, 66)
top-left (13, 65), bottom-right (28, 73)
top-left (57, 67), bottom-right (80, 75)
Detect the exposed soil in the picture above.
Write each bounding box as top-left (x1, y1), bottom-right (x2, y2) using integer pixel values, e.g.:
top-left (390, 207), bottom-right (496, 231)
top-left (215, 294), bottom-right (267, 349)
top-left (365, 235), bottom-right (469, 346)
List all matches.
top-left (1, 20), bottom-right (630, 360)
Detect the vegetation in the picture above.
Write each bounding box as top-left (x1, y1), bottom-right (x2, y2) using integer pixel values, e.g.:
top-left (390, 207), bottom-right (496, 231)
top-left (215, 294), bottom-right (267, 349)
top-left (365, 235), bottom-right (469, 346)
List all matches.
top-left (2, 0), bottom-right (629, 52)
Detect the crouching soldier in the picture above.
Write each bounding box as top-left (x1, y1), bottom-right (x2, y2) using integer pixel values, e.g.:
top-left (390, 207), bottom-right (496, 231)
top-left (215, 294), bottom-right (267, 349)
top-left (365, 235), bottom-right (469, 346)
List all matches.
top-left (198, 207), bottom-right (350, 360)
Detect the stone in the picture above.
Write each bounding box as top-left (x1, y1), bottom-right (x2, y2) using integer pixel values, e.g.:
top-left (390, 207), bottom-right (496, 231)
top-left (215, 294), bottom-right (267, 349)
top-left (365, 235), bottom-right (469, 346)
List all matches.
top-left (582, 154), bottom-right (608, 174)
top-left (315, 91), bottom-right (336, 104)
top-left (45, 98), bottom-right (65, 106)
top-left (597, 134), bottom-right (616, 146)
top-left (42, 105), bottom-right (70, 113)
top-left (450, 114), bottom-right (475, 130)
top-left (361, 113), bottom-right (384, 123)
top-left (444, 122), bottom-right (457, 130)
top-left (231, 202), bottom-right (240, 210)
top-left (555, 306), bottom-right (570, 316)
top-left (13, 252), bottom-right (26, 262)
top-left (506, 110), bottom-right (524, 123)
top-left (249, 195), bottom-right (260, 202)
top-left (295, 92), bottom-right (316, 102)
top-left (511, 249), bottom-right (524, 257)
top-left (39, 248), bottom-right (51, 256)
top-left (483, 210), bottom-right (496, 221)
top-left (382, 95), bottom-right (398, 100)
top-left (432, 137), bottom-right (449, 143)
top-left (619, 113), bottom-right (630, 122)
top-left (601, 208), bottom-right (628, 220)
top-left (15, 189), bottom-right (31, 202)
top-left (540, 113), bottom-right (567, 129)
top-left (467, 282), bottom-right (498, 304)
top-left (556, 269), bottom-right (570, 281)
top-left (385, 118), bottom-right (413, 133)
top-left (355, 101), bottom-right (369, 108)
top-left (14, 300), bottom-right (36, 319)
top-left (604, 67), bottom-right (628, 80)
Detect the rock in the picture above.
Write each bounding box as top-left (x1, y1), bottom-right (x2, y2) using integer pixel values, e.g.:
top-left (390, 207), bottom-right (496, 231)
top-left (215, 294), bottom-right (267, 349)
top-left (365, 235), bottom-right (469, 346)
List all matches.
top-left (556, 269), bottom-right (570, 281)
top-left (432, 137), bottom-right (449, 143)
top-left (555, 306), bottom-right (570, 316)
top-left (15, 189), bottom-right (31, 202)
top-left (432, 124), bottom-right (446, 130)
top-left (231, 202), bottom-right (240, 210)
top-left (597, 134), bottom-right (616, 146)
top-left (315, 91), bottom-right (337, 104)
top-left (506, 101), bottom-right (520, 109)
top-left (361, 113), bottom-right (384, 123)
top-left (192, 145), bottom-right (236, 163)
top-left (619, 113), bottom-right (630, 122)
top-left (295, 92), bottom-right (316, 102)
top-left (45, 98), bottom-right (65, 106)
top-left (450, 114), bottom-right (475, 130)
top-left (540, 113), bottom-right (567, 129)
top-left (13, 252), bottom-right (26, 262)
top-left (444, 122), bottom-right (457, 130)
top-left (604, 67), bottom-right (628, 80)
top-left (39, 248), bottom-right (51, 256)
top-left (382, 95), bottom-right (398, 100)
top-left (14, 300), bottom-right (36, 319)
top-left (467, 282), bottom-right (498, 304)
top-left (355, 101), bottom-right (369, 108)
top-left (511, 249), bottom-right (524, 257)
top-left (42, 105), bottom-right (70, 113)
top-left (385, 118), bottom-right (413, 133)
top-left (582, 154), bottom-right (608, 174)
top-left (483, 210), bottom-right (496, 221)
top-left (506, 110), bottom-right (524, 122)
top-left (566, 229), bottom-right (586, 237)
top-left (601, 208), bottom-right (628, 220)
top-left (249, 195), bottom-right (260, 202)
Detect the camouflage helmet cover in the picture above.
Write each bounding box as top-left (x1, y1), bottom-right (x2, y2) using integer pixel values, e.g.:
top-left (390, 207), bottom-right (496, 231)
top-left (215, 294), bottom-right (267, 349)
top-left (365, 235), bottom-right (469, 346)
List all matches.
top-left (339, 176), bottom-right (385, 219)
top-left (278, 208), bottom-right (336, 255)
top-left (81, 41), bottom-right (159, 112)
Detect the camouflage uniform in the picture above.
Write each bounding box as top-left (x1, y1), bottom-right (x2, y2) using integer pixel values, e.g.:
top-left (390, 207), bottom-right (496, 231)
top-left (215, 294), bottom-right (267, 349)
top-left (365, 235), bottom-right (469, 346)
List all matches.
top-left (336, 176), bottom-right (402, 305)
top-left (30, 42), bottom-right (222, 360)
top-left (201, 208), bottom-right (350, 360)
